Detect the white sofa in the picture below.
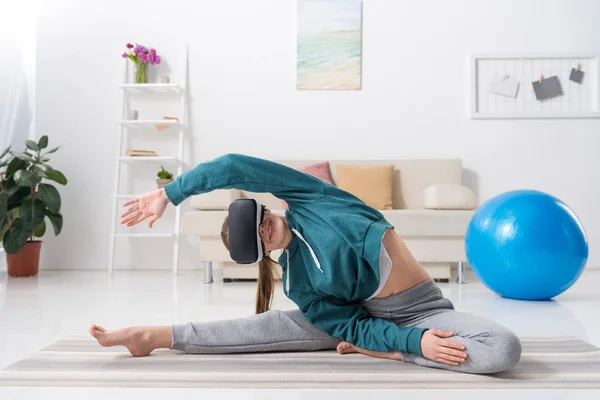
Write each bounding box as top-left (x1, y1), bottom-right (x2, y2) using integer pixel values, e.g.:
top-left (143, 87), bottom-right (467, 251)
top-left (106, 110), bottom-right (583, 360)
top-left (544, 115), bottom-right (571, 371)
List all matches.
top-left (181, 159), bottom-right (476, 283)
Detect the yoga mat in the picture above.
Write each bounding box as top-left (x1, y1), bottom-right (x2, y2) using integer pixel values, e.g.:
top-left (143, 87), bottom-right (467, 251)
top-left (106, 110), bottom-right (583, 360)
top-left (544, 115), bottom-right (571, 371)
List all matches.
top-left (1, 336), bottom-right (599, 389)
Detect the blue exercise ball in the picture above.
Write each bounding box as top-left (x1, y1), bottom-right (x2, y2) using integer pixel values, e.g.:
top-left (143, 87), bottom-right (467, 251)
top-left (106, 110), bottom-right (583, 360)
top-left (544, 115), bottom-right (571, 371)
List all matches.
top-left (465, 190), bottom-right (588, 300)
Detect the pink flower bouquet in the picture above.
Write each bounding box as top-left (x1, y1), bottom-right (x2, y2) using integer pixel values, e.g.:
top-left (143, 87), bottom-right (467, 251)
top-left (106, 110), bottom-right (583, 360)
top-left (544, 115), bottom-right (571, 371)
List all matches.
top-left (121, 43), bottom-right (161, 83)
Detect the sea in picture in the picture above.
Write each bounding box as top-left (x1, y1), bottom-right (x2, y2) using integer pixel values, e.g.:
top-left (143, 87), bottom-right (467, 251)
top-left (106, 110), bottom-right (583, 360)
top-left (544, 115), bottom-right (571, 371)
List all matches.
top-left (297, 0), bottom-right (362, 90)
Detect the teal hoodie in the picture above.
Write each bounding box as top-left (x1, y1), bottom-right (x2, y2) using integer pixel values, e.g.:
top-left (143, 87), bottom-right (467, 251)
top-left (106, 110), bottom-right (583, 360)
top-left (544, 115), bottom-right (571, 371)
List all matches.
top-left (164, 154), bottom-right (427, 356)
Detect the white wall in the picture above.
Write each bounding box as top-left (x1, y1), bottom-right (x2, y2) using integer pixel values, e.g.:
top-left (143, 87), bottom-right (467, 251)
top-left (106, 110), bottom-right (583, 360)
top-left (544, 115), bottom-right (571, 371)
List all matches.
top-left (33, 0), bottom-right (600, 272)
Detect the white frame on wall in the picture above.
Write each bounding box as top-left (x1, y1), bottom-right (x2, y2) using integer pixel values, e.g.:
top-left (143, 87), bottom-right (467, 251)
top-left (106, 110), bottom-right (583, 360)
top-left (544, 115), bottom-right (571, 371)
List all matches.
top-left (470, 54), bottom-right (600, 119)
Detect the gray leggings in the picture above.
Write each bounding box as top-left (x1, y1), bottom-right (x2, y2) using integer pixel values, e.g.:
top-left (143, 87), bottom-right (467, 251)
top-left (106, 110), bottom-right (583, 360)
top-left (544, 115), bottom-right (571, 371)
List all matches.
top-left (171, 279), bottom-right (522, 374)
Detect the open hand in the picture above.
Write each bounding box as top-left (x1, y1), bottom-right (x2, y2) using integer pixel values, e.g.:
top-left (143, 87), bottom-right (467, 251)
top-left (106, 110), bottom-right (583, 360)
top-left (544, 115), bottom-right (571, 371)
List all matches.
top-left (421, 329), bottom-right (468, 366)
top-left (120, 189), bottom-right (170, 228)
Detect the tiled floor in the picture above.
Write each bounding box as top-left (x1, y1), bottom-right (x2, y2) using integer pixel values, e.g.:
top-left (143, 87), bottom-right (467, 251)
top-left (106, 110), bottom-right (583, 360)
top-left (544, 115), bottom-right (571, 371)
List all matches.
top-left (1, 269), bottom-right (599, 399)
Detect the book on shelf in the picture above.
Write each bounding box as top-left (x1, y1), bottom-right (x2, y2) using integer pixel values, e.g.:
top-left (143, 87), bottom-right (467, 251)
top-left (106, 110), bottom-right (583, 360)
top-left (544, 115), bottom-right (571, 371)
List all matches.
top-left (126, 149), bottom-right (157, 157)
top-left (156, 116), bottom-right (180, 131)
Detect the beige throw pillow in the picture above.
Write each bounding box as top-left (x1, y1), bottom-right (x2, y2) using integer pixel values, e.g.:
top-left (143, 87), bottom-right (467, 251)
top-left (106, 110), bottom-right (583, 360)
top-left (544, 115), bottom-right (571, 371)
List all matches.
top-left (336, 165), bottom-right (394, 210)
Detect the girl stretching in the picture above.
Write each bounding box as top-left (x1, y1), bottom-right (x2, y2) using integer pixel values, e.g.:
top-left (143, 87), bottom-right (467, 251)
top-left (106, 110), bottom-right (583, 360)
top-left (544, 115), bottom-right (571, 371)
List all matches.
top-left (90, 153), bottom-right (521, 374)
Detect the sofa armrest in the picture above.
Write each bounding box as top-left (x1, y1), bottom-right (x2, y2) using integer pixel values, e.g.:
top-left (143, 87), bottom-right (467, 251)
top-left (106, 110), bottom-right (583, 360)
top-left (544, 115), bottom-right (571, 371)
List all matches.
top-left (189, 189), bottom-right (242, 210)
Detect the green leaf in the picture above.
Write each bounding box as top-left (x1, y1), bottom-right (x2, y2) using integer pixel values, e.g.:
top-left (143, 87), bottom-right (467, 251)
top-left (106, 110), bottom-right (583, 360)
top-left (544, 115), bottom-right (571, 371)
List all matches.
top-left (0, 219), bottom-right (8, 241)
top-left (6, 187), bottom-right (30, 211)
top-left (37, 183), bottom-right (61, 213)
top-left (40, 157), bottom-right (51, 162)
top-left (19, 198), bottom-right (45, 229)
top-left (0, 145), bottom-right (10, 160)
top-left (9, 208), bottom-right (19, 219)
top-left (26, 140), bottom-right (40, 152)
top-left (13, 169), bottom-right (23, 180)
top-left (6, 157), bottom-right (27, 178)
top-left (38, 135), bottom-right (49, 150)
top-left (44, 169), bottom-right (67, 185)
top-left (2, 187), bottom-right (20, 198)
top-left (46, 210), bottom-right (63, 235)
top-left (10, 151), bottom-right (37, 164)
top-left (43, 146), bottom-right (60, 156)
top-left (33, 219), bottom-right (46, 238)
top-left (0, 192), bottom-right (7, 227)
top-left (3, 218), bottom-right (33, 254)
top-left (36, 163), bottom-right (54, 173)
top-left (34, 169), bottom-right (46, 179)
top-left (14, 170), bottom-right (40, 187)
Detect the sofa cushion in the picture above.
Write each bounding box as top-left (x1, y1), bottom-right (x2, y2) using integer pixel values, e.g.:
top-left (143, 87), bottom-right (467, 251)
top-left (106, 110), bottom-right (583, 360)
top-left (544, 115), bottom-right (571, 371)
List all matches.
top-left (336, 165), bottom-right (394, 210)
top-left (380, 209), bottom-right (475, 236)
top-left (299, 161), bottom-right (334, 185)
top-left (282, 161), bottom-right (334, 209)
top-left (423, 183), bottom-right (477, 210)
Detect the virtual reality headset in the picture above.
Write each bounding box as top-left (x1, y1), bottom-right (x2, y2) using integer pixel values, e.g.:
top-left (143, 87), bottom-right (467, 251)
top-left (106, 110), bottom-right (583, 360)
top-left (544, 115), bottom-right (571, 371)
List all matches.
top-left (228, 198), bottom-right (266, 264)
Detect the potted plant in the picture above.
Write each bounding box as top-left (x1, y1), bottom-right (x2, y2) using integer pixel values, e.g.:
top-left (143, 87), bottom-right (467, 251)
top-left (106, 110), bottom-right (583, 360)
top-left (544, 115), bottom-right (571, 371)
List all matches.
top-left (0, 135), bottom-right (67, 277)
top-left (156, 165), bottom-right (174, 189)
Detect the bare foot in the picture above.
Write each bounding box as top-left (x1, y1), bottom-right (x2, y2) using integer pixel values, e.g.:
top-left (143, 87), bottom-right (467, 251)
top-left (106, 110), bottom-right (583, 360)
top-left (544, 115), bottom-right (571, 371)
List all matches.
top-left (89, 324), bottom-right (155, 357)
top-left (337, 341), bottom-right (403, 361)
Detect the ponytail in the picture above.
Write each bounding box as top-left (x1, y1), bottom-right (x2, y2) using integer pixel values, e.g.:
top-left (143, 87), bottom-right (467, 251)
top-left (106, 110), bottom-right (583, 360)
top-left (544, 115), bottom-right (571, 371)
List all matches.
top-left (256, 256), bottom-right (277, 314)
top-left (221, 216), bottom-right (278, 315)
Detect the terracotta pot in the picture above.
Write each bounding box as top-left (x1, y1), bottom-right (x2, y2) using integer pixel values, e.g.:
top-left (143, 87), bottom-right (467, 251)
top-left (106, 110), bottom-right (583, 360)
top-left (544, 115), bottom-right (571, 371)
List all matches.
top-left (156, 178), bottom-right (173, 189)
top-left (6, 240), bottom-right (42, 277)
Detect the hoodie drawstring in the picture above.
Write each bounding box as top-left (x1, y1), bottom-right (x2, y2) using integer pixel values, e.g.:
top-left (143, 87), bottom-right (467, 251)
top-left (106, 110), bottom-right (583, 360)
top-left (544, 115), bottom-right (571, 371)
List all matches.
top-left (284, 228), bottom-right (323, 296)
top-left (285, 249), bottom-right (290, 295)
top-left (291, 228), bottom-right (323, 273)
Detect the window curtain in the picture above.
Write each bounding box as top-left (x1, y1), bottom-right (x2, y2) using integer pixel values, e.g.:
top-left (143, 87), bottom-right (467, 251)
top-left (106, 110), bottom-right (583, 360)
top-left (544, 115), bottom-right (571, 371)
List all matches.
top-left (0, 1), bottom-right (37, 153)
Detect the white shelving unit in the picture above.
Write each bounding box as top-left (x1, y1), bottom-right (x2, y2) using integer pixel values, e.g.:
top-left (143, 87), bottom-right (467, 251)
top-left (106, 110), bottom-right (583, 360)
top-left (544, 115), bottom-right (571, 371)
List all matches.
top-left (116, 156), bottom-right (180, 163)
top-left (108, 53), bottom-right (187, 276)
top-left (118, 120), bottom-right (181, 128)
top-left (118, 83), bottom-right (182, 92)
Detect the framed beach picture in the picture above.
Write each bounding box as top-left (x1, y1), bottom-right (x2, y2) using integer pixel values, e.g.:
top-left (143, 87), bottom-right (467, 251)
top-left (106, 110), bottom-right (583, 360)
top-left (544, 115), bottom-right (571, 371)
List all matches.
top-left (297, 0), bottom-right (363, 90)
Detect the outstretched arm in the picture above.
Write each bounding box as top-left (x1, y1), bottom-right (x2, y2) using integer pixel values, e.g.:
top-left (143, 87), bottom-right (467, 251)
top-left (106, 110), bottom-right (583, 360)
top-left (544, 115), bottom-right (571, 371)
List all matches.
top-left (120, 154), bottom-right (325, 228)
top-left (164, 153), bottom-right (327, 207)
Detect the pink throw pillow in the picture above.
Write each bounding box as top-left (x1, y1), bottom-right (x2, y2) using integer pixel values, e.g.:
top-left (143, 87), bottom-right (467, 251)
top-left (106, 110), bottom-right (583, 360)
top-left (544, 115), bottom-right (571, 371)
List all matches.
top-left (281, 161), bottom-right (334, 209)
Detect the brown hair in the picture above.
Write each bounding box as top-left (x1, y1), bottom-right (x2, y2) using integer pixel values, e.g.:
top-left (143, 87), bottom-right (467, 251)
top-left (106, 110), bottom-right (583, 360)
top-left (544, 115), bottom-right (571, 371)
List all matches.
top-left (221, 216), bottom-right (277, 314)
